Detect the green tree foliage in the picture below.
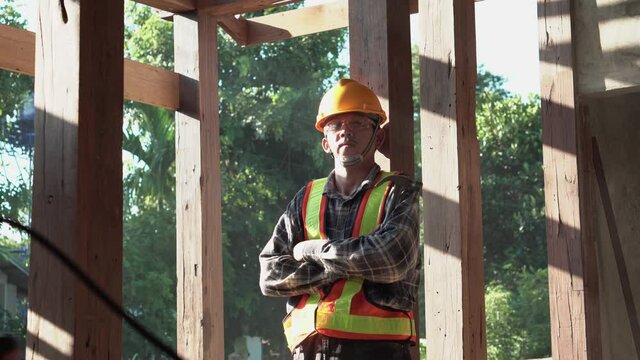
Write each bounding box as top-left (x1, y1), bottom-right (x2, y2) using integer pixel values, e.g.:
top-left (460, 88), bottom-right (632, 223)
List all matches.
top-left (477, 69), bottom-right (546, 281)
top-left (0, 0), bottom-right (32, 346)
top-left (476, 69), bottom-right (550, 359)
top-left (485, 268), bottom-right (550, 359)
top-left (0, 0), bottom-right (33, 151)
top-left (0, 0), bottom-right (33, 241)
top-left (405, 53), bottom-right (549, 360)
top-left (121, 5), bottom-right (177, 357)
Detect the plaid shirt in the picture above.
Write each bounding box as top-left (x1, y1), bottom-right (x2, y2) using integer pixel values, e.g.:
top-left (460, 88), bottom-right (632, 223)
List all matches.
top-left (259, 165), bottom-right (421, 312)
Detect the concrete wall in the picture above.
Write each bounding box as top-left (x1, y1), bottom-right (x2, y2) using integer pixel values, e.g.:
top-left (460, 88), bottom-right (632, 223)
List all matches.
top-left (573, 1), bottom-right (640, 357)
top-left (584, 92), bottom-right (640, 360)
top-left (574, 0), bottom-right (640, 95)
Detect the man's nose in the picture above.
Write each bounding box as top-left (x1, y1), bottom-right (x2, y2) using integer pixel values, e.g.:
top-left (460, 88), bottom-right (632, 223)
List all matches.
top-left (338, 128), bottom-right (353, 137)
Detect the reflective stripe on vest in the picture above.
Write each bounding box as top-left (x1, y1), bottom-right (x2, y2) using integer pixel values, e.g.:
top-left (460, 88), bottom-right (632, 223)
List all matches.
top-left (302, 177), bottom-right (328, 240)
top-left (282, 171), bottom-right (416, 351)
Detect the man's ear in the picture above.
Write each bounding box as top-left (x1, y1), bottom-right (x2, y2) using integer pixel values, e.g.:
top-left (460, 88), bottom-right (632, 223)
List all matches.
top-left (321, 136), bottom-right (332, 154)
top-left (375, 125), bottom-right (388, 157)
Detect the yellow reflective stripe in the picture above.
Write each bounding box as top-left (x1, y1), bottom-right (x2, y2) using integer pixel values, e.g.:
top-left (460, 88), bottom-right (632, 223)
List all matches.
top-left (316, 312), bottom-right (413, 336)
top-left (358, 171), bottom-right (394, 236)
top-left (304, 178), bottom-right (327, 240)
top-left (334, 278), bottom-right (363, 314)
top-left (283, 293), bottom-right (321, 347)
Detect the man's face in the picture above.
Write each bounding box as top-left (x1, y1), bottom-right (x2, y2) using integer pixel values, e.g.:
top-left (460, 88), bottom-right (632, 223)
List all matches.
top-left (321, 112), bottom-right (377, 159)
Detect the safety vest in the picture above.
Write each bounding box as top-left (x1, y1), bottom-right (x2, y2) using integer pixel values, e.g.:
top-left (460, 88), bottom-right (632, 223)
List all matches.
top-left (282, 171), bottom-right (416, 351)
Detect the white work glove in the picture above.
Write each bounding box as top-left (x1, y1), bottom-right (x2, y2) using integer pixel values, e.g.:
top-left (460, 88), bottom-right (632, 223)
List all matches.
top-left (293, 239), bottom-right (327, 262)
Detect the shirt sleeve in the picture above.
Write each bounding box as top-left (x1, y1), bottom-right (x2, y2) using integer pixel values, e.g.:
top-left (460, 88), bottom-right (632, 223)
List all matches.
top-left (302, 182), bottom-right (421, 284)
top-left (259, 186), bottom-right (343, 297)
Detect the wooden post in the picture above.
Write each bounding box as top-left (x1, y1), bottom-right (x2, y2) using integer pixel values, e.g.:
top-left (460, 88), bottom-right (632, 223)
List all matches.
top-left (348, 1), bottom-right (417, 359)
top-left (538, 0), bottom-right (602, 358)
top-left (348, 0), bottom-right (414, 176)
top-left (419, 0), bottom-right (486, 358)
top-left (174, 12), bottom-right (225, 360)
top-left (27, 0), bottom-right (123, 358)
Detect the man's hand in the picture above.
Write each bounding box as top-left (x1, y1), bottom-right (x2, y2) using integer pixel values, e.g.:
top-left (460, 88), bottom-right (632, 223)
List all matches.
top-left (293, 240), bottom-right (327, 262)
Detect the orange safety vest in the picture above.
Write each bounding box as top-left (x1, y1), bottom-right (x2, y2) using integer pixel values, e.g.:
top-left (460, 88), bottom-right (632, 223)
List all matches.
top-left (282, 171), bottom-right (416, 351)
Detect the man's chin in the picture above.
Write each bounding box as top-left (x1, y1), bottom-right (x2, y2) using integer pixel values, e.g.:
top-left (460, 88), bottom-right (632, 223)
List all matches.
top-left (338, 147), bottom-right (360, 156)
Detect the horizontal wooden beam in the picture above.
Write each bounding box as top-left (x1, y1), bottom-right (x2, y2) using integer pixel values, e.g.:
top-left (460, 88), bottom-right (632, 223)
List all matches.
top-left (149, 0), bottom-right (417, 46)
top-left (410, 0), bottom-right (418, 13)
top-left (124, 59), bottom-right (180, 109)
top-left (244, 0), bottom-right (349, 46)
top-left (218, 15), bottom-right (249, 45)
top-left (222, 0), bottom-right (418, 47)
top-left (0, 24), bottom-right (34, 75)
top-left (199, 0), bottom-right (303, 16)
top-left (135, 0), bottom-right (195, 13)
top-left (0, 24), bottom-right (180, 110)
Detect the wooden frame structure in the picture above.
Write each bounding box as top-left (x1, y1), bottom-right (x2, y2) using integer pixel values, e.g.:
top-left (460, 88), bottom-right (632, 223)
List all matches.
top-left (1, 0), bottom-right (639, 358)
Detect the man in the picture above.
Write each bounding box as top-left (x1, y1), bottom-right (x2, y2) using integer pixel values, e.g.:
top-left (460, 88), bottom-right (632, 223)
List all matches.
top-left (259, 78), bottom-right (420, 359)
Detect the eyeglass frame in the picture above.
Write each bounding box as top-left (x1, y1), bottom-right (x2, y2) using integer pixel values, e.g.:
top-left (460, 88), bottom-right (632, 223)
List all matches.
top-left (322, 115), bottom-right (380, 134)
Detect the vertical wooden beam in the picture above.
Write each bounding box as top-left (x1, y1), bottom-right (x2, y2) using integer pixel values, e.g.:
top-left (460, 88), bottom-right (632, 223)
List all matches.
top-left (576, 104), bottom-right (603, 360)
top-left (174, 12), bottom-right (225, 360)
top-left (27, 0), bottom-right (123, 358)
top-left (419, 0), bottom-right (486, 358)
top-left (349, 0), bottom-right (414, 176)
top-left (349, 1), bottom-right (417, 359)
top-left (538, 0), bottom-right (602, 358)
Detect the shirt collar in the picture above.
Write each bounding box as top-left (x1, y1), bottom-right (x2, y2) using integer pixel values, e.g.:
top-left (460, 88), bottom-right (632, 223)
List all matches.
top-left (324, 164), bottom-right (381, 200)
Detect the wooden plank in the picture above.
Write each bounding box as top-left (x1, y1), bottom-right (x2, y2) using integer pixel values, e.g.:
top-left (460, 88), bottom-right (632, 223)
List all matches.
top-left (537, 0), bottom-right (602, 358)
top-left (576, 104), bottom-right (603, 360)
top-left (419, 0), bottom-right (486, 358)
top-left (0, 25), bottom-right (179, 110)
top-left (218, 15), bottom-right (248, 45)
top-left (409, 0), bottom-right (418, 14)
top-left (348, 1), bottom-right (418, 359)
top-left (229, 0), bottom-right (418, 46)
top-left (0, 24), bottom-right (34, 75)
top-left (124, 59), bottom-right (180, 109)
top-left (592, 138), bottom-right (640, 358)
top-left (244, 1), bottom-right (348, 46)
top-left (135, 0), bottom-right (195, 13)
top-left (201, 0), bottom-right (415, 18)
top-left (199, 0), bottom-right (302, 16)
top-left (27, 0), bottom-right (123, 358)
top-left (174, 12), bottom-right (224, 360)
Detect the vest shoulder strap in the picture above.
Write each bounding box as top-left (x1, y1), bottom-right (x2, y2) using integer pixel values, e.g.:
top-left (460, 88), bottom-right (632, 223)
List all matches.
top-left (302, 177), bottom-right (328, 240)
top-left (353, 171), bottom-right (396, 237)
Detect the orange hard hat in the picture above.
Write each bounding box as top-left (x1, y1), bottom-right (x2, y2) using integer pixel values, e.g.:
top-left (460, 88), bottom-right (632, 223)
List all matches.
top-left (315, 78), bottom-right (387, 132)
